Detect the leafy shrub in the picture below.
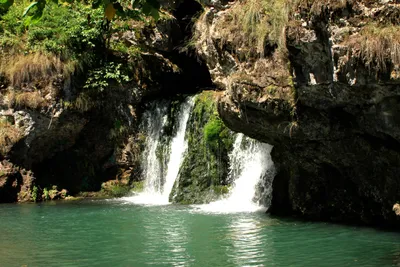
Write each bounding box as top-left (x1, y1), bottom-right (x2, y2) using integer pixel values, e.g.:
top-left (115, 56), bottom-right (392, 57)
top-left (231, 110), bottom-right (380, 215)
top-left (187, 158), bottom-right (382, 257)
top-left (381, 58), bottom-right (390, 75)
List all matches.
top-left (25, 2), bottom-right (104, 60)
top-left (0, 1), bottom-right (104, 82)
top-left (31, 186), bottom-right (38, 202)
top-left (43, 187), bottom-right (50, 201)
top-left (83, 61), bottom-right (130, 92)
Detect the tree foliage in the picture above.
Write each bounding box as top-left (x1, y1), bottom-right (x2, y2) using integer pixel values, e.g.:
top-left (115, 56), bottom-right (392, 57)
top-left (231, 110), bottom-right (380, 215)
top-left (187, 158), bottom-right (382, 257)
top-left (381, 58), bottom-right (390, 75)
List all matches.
top-left (0, 0), bottom-right (160, 23)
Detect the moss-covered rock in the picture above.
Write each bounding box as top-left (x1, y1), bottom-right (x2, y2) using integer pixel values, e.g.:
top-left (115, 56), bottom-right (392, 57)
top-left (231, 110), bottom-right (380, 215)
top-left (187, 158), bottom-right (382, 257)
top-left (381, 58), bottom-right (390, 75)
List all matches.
top-left (171, 91), bottom-right (234, 204)
top-left (101, 180), bottom-right (131, 198)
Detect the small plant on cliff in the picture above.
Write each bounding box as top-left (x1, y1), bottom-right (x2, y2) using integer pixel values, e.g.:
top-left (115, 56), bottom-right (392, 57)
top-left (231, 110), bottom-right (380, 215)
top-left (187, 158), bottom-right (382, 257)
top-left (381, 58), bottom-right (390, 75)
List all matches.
top-left (84, 61), bottom-right (130, 92)
top-left (43, 187), bottom-right (50, 201)
top-left (31, 186), bottom-right (38, 202)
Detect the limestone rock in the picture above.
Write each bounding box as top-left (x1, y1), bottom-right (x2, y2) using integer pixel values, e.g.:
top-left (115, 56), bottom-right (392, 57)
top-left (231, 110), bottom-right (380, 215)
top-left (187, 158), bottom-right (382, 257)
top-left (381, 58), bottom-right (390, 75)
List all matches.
top-left (194, 0), bottom-right (400, 226)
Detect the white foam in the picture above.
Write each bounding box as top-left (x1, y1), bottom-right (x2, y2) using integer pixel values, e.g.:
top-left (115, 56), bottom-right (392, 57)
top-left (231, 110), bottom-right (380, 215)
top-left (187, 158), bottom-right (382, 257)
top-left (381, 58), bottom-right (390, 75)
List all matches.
top-left (196, 134), bottom-right (275, 213)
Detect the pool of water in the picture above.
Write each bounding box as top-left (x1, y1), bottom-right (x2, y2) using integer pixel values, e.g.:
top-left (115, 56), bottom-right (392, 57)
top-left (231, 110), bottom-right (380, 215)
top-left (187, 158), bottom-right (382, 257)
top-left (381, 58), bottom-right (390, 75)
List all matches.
top-left (1, 200), bottom-right (400, 267)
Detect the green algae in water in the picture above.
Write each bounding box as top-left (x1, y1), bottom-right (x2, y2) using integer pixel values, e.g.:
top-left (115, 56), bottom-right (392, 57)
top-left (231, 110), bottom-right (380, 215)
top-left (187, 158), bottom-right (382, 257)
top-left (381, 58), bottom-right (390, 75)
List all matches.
top-left (1, 201), bottom-right (400, 267)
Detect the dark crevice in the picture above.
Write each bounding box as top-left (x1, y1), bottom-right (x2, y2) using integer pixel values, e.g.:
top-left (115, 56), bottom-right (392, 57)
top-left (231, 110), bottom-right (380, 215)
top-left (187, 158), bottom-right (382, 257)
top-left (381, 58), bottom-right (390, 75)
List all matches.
top-left (172, 0), bottom-right (203, 45)
top-left (143, 0), bottom-right (214, 101)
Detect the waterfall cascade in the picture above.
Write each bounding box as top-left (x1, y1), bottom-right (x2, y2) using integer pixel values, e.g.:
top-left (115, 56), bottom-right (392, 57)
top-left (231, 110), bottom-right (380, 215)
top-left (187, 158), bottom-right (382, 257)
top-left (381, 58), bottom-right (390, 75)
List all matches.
top-left (141, 101), bottom-right (169, 196)
top-left (197, 133), bottom-right (275, 213)
top-left (125, 97), bottom-right (194, 205)
top-left (161, 98), bottom-right (194, 201)
top-left (124, 95), bottom-right (275, 211)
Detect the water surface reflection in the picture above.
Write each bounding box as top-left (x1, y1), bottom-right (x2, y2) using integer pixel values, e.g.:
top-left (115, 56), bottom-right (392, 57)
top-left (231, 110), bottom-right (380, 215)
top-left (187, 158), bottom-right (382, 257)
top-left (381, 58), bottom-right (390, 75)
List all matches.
top-left (142, 207), bottom-right (193, 266)
top-left (226, 216), bottom-right (274, 266)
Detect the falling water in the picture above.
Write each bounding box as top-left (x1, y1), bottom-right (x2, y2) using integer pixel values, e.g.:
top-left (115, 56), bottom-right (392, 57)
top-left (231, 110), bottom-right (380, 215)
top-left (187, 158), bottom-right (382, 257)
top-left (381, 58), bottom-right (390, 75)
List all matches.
top-left (197, 133), bottom-right (275, 213)
top-left (161, 97), bottom-right (194, 201)
top-left (125, 97), bottom-right (194, 205)
top-left (141, 102), bottom-right (169, 196)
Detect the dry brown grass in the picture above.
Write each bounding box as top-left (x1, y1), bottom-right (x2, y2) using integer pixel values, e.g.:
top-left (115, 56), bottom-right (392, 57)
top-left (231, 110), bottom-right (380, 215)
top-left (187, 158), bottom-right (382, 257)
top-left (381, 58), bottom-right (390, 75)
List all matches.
top-left (215, 0), bottom-right (293, 57)
top-left (208, 0), bottom-right (353, 58)
top-left (5, 90), bottom-right (45, 109)
top-left (0, 52), bottom-right (76, 89)
top-left (74, 93), bottom-right (93, 112)
top-left (15, 91), bottom-right (45, 109)
top-left (0, 119), bottom-right (23, 155)
top-left (347, 24), bottom-right (400, 72)
top-left (297, 0), bottom-right (350, 14)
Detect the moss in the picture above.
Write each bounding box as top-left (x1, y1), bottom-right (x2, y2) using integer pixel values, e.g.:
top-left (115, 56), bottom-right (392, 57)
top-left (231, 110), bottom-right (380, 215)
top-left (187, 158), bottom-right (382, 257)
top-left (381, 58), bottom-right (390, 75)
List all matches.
top-left (212, 185), bottom-right (230, 196)
top-left (109, 185), bottom-right (130, 197)
top-left (102, 184), bottom-right (130, 198)
top-left (131, 181), bottom-right (145, 193)
top-left (171, 91), bottom-right (234, 204)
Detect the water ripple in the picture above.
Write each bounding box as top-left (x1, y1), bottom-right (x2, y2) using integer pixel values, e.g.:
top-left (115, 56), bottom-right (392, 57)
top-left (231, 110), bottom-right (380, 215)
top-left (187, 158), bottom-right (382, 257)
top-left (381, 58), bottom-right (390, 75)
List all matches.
top-left (1, 202), bottom-right (400, 267)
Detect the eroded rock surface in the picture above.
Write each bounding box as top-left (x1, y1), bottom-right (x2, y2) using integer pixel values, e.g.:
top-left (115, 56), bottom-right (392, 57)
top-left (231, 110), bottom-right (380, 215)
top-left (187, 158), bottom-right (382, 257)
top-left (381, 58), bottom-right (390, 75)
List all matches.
top-left (194, 0), bottom-right (400, 226)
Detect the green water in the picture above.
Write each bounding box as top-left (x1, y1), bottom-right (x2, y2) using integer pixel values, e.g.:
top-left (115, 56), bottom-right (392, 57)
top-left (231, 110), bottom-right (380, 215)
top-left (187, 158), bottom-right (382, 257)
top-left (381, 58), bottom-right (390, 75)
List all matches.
top-left (1, 200), bottom-right (400, 267)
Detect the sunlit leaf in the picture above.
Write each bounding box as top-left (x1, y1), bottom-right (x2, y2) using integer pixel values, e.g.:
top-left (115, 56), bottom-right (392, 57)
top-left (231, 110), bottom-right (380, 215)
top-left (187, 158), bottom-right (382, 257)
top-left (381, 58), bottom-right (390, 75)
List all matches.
top-left (105, 3), bottom-right (116, 21)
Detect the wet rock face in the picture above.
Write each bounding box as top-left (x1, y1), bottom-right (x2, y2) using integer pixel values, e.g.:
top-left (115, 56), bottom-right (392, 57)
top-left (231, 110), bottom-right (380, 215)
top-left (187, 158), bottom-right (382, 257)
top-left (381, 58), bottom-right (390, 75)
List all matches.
top-left (194, 1), bottom-right (400, 226)
top-left (171, 92), bottom-right (234, 204)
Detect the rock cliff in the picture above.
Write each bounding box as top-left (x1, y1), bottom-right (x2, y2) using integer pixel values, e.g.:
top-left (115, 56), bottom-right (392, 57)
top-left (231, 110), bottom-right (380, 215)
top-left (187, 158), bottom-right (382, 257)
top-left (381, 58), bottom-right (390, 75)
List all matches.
top-left (0, 0), bottom-right (211, 201)
top-left (194, 0), bottom-right (400, 226)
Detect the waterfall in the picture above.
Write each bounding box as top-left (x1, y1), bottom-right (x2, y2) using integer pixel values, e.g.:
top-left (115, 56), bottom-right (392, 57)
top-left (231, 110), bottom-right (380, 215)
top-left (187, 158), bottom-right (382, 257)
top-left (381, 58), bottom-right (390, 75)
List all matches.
top-left (161, 98), bottom-right (194, 201)
top-left (141, 101), bottom-right (169, 196)
top-left (125, 97), bottom-right (194, 205)
top-left (197, 133), bottom-right (275, 213)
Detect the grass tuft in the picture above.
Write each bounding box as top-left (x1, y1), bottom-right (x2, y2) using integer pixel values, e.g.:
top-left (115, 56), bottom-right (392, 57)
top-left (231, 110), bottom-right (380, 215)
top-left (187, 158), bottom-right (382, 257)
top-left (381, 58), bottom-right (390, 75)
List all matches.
top-left (347, 24), bottom-right (400, 72)
top-left (1, 53), bottom-right (68, 89)
top-left (215, 0), bottom-right (292, 57)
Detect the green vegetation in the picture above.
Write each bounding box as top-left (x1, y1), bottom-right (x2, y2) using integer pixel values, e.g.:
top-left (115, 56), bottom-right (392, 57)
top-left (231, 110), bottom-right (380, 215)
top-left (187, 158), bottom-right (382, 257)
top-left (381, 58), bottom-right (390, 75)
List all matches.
top-left (108, 184), bottom-right (130, 197)
top-left (84, 61), bottom-right (130, 92)
top-left (0, 1), bottom-right (104, 82)
top-left (212, 185), bottom-right (230, 196)
top-left (0, 1), bottom-right (108, 115)
top-left (204, 116), bottom-right (232, 152)
top-left (171, 91), bottom-right (234, 204)
top-left (0, 0), bottom-right (161, 22)
top-left (31, 185), bottom-right (38, 202)
top-left (131, 180), bottom-right (145, 193)
top-left (43, 187), bottom-right (50, 200)
top-left (101, 181), bottom-right (130, 197)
